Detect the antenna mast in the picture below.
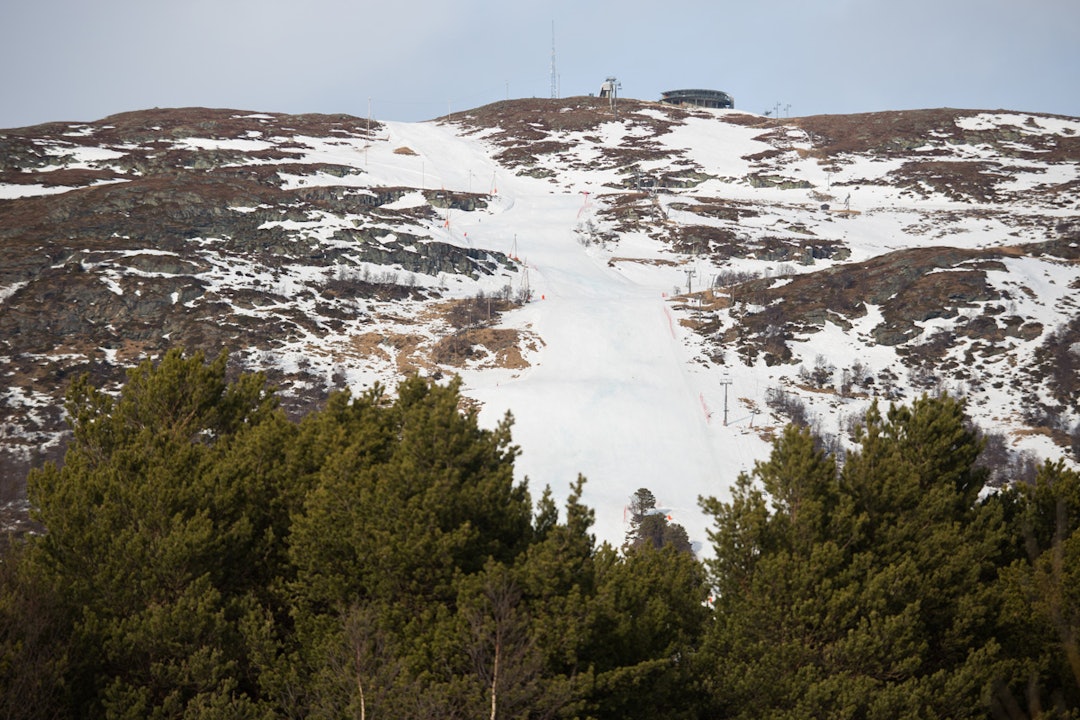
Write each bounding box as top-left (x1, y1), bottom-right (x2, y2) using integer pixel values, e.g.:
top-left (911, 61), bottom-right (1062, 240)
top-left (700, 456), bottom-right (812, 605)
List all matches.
top-left (550, 21), bottom-right (558, 99)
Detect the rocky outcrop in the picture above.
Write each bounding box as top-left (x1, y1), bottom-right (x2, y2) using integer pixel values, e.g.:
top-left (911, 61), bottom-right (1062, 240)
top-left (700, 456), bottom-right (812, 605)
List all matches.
top-left (0, 108), bottom-right (523, 501)
top-left (1, 101), bottom-right (1077, 509)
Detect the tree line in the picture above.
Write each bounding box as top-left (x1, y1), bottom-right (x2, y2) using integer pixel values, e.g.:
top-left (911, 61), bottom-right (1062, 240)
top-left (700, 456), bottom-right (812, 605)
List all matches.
top-left (0, 349), bottom-right (1077, 719)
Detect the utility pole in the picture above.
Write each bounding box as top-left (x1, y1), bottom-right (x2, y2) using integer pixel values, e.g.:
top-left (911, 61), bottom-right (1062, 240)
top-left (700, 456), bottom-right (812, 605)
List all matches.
top-left (365, 97), bottom-right (372, 166)
top-left (720, 375), bottom-right (732, 426)
top-left (684, 268), bottom-right (695, 295)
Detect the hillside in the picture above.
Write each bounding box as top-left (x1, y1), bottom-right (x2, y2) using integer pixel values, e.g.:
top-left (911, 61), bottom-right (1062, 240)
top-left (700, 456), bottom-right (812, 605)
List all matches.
top-left (1, 98), bottom-right (1078, 545)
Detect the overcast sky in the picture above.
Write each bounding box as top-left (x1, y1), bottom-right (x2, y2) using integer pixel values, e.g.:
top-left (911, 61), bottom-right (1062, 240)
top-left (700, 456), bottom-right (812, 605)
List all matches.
top-left (2, 0), bottom-right (1078, 129)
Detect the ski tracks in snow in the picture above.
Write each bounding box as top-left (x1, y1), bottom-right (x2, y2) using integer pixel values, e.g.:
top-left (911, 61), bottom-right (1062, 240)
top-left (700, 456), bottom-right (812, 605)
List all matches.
top-left (375, 120), bottom-right (738, 550)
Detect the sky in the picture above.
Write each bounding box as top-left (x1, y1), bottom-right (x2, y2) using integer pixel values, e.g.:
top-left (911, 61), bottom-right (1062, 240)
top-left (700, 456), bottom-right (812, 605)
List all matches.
top-left (2, 0), bottom-right (1079, 129)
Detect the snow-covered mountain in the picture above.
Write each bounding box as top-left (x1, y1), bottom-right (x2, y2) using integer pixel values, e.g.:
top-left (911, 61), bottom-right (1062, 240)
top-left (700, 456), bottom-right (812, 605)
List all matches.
top-left (2, 98), bottom-right (1078, 547)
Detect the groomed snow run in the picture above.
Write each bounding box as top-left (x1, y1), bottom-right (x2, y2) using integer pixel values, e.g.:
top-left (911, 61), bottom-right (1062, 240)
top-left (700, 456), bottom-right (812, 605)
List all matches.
top-left (367, 121), bottom-right (769, 552)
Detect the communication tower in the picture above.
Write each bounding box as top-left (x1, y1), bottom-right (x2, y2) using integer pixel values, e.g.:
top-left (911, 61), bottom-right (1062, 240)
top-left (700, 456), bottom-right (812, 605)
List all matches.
top-left (550, 22), bottom-right (558, 99)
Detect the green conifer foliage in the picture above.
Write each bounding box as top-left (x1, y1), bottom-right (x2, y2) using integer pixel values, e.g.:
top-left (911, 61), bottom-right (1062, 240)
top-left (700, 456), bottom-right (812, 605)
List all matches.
top-left (26, 349), bottom-right (287, 718)
top-left (515, 474), bottom-right (596, 675)
top-left (288, 376), bottom-right (530, 610)
top-left (287, 375), bottom-right (535, 717)
top-left (624, 487), bottom-right (694, 553)
top-left (585, 543), bottom-right (710, 719)
top-left (996, 460), bottom-right (1080, 716)
top-left (703, 394), bottom-right (1013, 718)
top-left (11, 350), bottom-right (1078, 719)
top-left (625, 487), bottom-right (657, 543)
top-left (0, 536), bottom-right (70, 720)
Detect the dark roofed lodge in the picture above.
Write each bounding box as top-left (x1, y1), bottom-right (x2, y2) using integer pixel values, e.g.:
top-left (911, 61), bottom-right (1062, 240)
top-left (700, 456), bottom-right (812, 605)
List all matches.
top-left (660, 89), bottom-right (735, 110)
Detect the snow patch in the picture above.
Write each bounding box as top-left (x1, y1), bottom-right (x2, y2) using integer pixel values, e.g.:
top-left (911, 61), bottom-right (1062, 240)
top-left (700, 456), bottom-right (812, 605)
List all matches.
top-left (0, 282), bottom-right (29, 304)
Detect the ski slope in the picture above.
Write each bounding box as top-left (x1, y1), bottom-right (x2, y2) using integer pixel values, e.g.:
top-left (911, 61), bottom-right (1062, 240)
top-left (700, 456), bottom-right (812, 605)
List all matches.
top-left (269, 108), bottom-right (1080, 553)
top-left (364, 120), bottom-right (771, 551)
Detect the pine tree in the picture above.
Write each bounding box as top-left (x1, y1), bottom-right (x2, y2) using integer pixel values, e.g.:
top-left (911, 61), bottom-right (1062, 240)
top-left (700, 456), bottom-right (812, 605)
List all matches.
top-left (626, 487), bottom-right (657, 541)
top-left (287, 375), bottom-right (535, 718)
top-left (513, 474), bottom-right (597, 716)
top-left (701, 422), bottom-right (847, 718)
top-left (25, 349), bottom-right (288, 718)
top-left (624, 487), bottom-right (693, 553)
top-left (0, 536), bottom-right (70, 720)
top-left (584, 543), bottom-right (710, 719)
top-left (996, 460), bottom-right (1080, 716)
top-left (702, 395), bottom-right (1012, 718)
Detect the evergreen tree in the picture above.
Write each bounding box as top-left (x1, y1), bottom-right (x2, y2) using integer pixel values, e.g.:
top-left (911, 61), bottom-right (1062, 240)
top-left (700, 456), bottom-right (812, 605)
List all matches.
top-left (625, 487), bottom-right (657, 543)
top-left (287, 375), bottom-right (534, 718)
top-left (584, 543), bottom-right (710, 719)
top-left (630, 512), bottom-right (693, 553)
top-left (25, 349), bottom-right (289, 718)
top-left (624, 487), bottom-right (693, 553)
top-left (702, 395), bottom-right (1012, 718)
top-left (15, 349), bottom-right (1077, 720)
top-left (514, 475), bottom-right (598, 718)
top-left (289, 376), bottom-right (530, 612)
top-left (701, 422), bottom-right (848, 717)
top-left (0, 536), bottom-right (70, 720)
top-left (996, 460), bottom-right (1080, 716)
